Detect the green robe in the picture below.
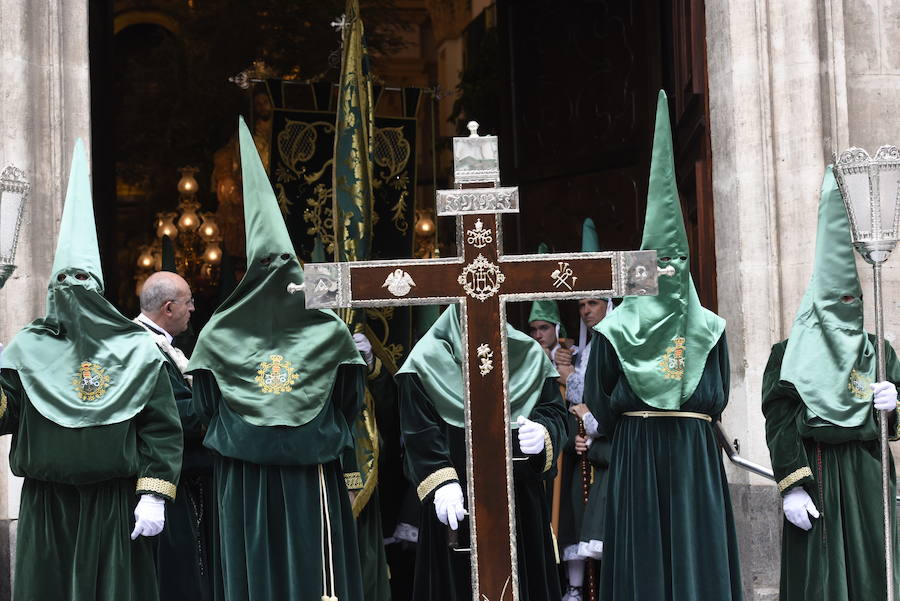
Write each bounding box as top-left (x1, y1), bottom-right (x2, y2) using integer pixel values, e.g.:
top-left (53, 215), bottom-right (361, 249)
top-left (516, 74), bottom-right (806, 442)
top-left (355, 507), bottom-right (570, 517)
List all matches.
top-left (192, 364), bottom-right (366, 601)
top-left (762, 337), bottom-right (900, 601)
top-left (0, 367), bottom-right (182, 601)
top-left (355, 359), bottom-right (393, 601)
top-left (577, 433), bottom-right (611, 555)
top-left (586, 333), bottom-right (742, 601)
top-left (154, 354), bottom-right (218, 601)
top-left (398, 374), bottom-right (568, 601)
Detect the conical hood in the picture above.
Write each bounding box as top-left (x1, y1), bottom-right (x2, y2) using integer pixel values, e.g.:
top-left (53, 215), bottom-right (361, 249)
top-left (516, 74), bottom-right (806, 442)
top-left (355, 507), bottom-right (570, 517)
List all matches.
top-left (780, 166), bottom-right (875, 427)
top-left (2, 139), bottom-right (167, 428)
top-left (528, 243), bottom-right (566, 337)
top-left (582, 218), bottom-right (601, 253)
top-left (239, 117), bottom-right (297, 267)
top-left (598, 90), bottom-right (724, 409)
top-left (50, 139), bottom-right (103, 289)
top-left (188, 117), bottom-right (364, 427)
top-left (398, 304), bottom-right (557, 428)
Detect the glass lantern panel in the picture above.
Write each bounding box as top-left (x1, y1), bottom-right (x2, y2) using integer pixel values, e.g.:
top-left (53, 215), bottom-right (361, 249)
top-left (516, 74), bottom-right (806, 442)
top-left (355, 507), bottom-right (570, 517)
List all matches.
top-left (0, 188), bottom-right (25, 261)
top-left (843, 171), bottom-right (872, 238)
top-left (877, 166), bottom-right (900, 238)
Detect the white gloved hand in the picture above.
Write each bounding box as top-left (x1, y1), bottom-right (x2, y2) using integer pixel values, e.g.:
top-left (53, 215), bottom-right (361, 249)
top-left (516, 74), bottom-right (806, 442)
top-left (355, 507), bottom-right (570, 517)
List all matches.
top-left (352, 332), bottom-right (375, 370)
top-left (872, 381), bottom-right (898, 412)
top-left (782, 487), bottom-right (820, 531)
top-left (433, 482), bottom-right (467, 530)
top-left (131, 494), bottom-right (166, 539)
top-left (516, 416), bottom-right (547, 455)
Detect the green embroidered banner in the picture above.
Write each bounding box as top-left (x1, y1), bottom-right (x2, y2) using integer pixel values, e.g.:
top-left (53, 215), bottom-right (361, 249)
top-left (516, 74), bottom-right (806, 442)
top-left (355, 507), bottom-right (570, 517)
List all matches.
top-left (266, 86), bottom-right (420, 371)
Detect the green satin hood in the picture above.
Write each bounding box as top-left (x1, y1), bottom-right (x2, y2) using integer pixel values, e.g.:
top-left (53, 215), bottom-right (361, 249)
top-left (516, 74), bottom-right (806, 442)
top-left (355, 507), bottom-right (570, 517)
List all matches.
top-left (780, 166), bottom-right (875, 427)
top-left (528, 243), bottom-right (567, 337)
top-left (1, 140), bottom-right (167, 428)
top-left (398, 304), bottom-right (557, 428)
top-left (187, 118), bottom-right (364, 427)
top-left (597, 90), bottom-right (724, 410)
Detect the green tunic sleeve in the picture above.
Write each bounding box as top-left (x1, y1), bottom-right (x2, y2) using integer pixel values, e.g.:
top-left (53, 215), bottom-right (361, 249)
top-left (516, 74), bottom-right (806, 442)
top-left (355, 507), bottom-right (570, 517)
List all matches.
top-left (516, 378), bottom-right (568, 479)
top-left (584, 334), bottom-right (623, 438)
top-left (762, 341), bottom-right (815, 496)
top-left (398, 373), bottom-right (460, 503)
top-left (335, 363), bottom-right (365, 488)
top-left (135, 367), bottom-right (184, 501)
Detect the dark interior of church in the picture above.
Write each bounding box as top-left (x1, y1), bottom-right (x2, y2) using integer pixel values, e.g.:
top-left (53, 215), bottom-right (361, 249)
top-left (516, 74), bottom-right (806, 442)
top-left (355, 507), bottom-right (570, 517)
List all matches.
top-left (87, 0), bottom-right (714, 342)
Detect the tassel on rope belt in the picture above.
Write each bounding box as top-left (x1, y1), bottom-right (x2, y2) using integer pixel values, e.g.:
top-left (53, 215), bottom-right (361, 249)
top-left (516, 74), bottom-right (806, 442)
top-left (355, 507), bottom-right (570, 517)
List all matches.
top-left (622, 410), bottom-right (712, 422)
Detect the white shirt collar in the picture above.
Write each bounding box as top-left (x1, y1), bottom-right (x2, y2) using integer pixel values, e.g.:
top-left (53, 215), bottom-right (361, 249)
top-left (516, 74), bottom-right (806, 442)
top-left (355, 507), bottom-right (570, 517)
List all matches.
top-left (136, 313), bottom-right (174, 344)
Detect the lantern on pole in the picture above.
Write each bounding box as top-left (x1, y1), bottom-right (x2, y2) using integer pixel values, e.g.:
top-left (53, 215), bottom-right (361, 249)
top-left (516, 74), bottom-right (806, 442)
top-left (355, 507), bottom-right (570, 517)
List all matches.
top-left (833, 145), bottom-right (900, 601)
top-left (0, 166), bottom-right (30, 288)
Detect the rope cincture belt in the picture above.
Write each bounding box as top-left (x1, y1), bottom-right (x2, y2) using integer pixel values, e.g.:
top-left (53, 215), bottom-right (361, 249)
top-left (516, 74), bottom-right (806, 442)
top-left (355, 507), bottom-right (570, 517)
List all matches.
top-left (622, 410), bottom-right (712, 422)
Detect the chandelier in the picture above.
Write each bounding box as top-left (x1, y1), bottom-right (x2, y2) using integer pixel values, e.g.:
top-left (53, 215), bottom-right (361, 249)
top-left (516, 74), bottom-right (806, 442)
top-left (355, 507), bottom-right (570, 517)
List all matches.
top-left (0, 166), bottom-right (29, 288)
top-left (136, 167), bottom-right (222, 294)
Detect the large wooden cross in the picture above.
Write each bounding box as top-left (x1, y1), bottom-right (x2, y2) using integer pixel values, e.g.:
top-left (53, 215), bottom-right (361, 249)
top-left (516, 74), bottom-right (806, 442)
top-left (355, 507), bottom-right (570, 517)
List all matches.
top-left (295, 122), bottom-right (665, 601)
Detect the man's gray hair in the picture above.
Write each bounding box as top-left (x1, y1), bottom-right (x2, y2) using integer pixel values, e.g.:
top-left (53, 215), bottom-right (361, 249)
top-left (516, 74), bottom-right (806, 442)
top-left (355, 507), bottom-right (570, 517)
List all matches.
top-left (140, 273), bottom-right (182, 313)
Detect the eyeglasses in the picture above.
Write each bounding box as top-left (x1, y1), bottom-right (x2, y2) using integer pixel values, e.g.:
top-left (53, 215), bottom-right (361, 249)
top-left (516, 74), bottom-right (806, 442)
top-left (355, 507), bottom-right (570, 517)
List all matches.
top-left (168, 297), bottom-right (195, 307)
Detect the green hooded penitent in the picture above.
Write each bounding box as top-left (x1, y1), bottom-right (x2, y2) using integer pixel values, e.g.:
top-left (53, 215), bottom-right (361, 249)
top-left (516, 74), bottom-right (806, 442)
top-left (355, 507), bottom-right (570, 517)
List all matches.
top-left (187, 117), bottom-right (364, 427)
top-left (397, 304), bottom-right (557, 428)
top-left (780, 167), bottom-right (876, 427)
top-left (1, 140), bottom-right (166, 427)
top-left (528, 243), bottom-right (567, 338)
top-left (597, 90), bottom-right (725, 410)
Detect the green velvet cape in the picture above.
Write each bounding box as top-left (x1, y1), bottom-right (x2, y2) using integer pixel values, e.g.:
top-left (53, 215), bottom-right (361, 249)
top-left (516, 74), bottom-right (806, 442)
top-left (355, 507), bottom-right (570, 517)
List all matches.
top-left (0, 369), bottom-right (182, 601)
top-left (586, 333), bottom-right (742, 601)
top-left (763, 338), bottom-right (900, 601)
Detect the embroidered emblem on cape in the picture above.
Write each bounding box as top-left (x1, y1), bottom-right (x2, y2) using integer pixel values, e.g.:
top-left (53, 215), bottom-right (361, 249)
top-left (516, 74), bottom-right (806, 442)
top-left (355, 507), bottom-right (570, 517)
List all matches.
top-left (72, 361), bottom-right (111, 401)
top-left (658, 337), bottom-right (686, 380)
top-left (255, 354), bottom-right (299, 394)
top-left (848, 368), bottom-right (873, 400)
top-left (382, 268), bottom-right (416, 297)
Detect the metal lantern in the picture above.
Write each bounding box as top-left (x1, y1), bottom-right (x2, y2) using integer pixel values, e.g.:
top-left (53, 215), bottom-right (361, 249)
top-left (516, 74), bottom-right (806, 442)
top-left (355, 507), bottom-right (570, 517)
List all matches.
top-left (833, 145), bottom-right (900, 601)
top-left (0, 166), bottom-right (30, 288)
top-left (833, 145), bottom-right (900, 264)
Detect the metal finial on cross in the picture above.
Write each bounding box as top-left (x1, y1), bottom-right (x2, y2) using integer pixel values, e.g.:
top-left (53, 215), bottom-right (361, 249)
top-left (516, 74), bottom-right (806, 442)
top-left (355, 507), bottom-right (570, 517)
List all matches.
top-left (294, 125), bottom-right (666, 601)
top-left (330, 13), bottom-right (348, 32)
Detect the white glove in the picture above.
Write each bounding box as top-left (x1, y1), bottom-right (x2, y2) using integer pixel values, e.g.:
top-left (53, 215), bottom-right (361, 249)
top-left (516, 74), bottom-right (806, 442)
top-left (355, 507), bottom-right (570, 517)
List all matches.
top-left (433, 482), bottom-right (467, 530)
top-left (872, 381), bottom-right (898, 412)
top-left (516, 416), bottom-right (547, 455)
top-left (131, 494), bottom-right (166, 539)
top-left (352, 333), bottom-right (375, 370)
top-left (782, 487), bottom-right (819, 531)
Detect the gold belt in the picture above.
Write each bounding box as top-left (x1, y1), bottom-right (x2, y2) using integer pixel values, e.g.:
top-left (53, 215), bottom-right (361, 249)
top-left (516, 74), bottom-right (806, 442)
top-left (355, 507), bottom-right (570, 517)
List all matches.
top-left (622, 410), bottom-right (712, 422)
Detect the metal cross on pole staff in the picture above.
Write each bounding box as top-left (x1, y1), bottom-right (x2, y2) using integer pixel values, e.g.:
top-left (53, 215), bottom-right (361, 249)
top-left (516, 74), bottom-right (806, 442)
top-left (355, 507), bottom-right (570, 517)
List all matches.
top-left (293, 122), bottom-right (668, 601)
top-left (834, 146), bottom-right (900, 601)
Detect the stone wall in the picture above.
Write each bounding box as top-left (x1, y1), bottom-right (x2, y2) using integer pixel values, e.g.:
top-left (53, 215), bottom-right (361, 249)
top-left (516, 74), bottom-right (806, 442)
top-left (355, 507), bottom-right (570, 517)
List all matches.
top-left (707, 1), bottom-right (900, 599)
top-left (0, 1), bottom-right (91, 597)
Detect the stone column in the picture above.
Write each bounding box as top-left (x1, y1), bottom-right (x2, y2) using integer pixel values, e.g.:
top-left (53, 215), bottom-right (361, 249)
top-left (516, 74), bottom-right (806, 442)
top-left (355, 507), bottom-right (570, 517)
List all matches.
top-left (708, 1), bottom-right (900, 600)
top-left (0, 1), bottom-right (91, 597)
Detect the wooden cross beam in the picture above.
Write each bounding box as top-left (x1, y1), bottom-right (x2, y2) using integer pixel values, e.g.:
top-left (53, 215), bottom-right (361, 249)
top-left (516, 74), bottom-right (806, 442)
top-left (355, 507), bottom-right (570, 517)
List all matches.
top-left (294, 123), bottom-right (665, 601)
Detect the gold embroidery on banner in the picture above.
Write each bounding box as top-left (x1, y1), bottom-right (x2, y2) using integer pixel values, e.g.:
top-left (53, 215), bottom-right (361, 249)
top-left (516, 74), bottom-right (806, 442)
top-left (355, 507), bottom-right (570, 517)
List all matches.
top-left (0, 388), bottom-right (7, 419)
top-left (72, 361), bottom-right (111, 402)
top-left (136, 477), bottom-right (177, 500)
top-left (255, 354), bottom-right (299, 394)
top-left (344, 471), bottom-right (363, 490)
top-left (416, 467), bottom-right (459, 501)
top-left (658, 337), bottom-right (686, 380)
top-left (848, 368), bottom-right (873, 400)
top-left (778, 466), bottom-right (813, 493)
